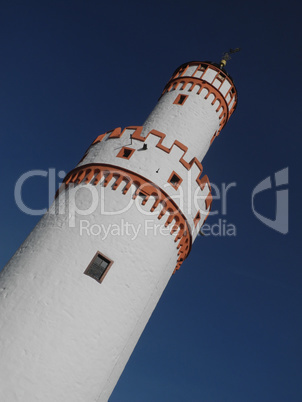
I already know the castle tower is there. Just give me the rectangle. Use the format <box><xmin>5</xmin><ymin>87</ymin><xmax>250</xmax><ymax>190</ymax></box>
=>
<box><xmin>0</xmin><ymin>60</ymin><xmax>237</xmax><ymax>401</ymax></box>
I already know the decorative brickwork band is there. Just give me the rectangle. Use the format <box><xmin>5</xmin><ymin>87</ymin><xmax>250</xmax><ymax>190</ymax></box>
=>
<box><xmin>164</xmin><ymin>77</ymin><xmax>229</xmax><ymax>135</ymax></box>
<box><xmin>57</xmin><ymin>163</ymin><xmax>193</xmax><ymax>273</ymax></box>
<box><xmin>89</xmin><ymin>126</ymin><xmax>212</xmax><ymax>195</ymax></box>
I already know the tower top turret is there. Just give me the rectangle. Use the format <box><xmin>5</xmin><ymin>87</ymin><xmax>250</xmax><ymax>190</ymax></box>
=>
<box><xmin>163</xmin><ymin>60</ymin><xmax>238</xmax><ymax>132</ymax></box>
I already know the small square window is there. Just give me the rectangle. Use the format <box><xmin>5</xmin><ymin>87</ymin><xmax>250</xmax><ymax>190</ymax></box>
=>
<box><xmin>117</xmin><ymin>147</ymin><xmax>135</xmax><ymax>159</ymax></box>
<box><xmin>84</xmin><ymin>252</ymin><xmax>113</xmax><ymax>283</ymax></box>
<box><xmin>173</xmin><ymin>94</ymin><xmax>188</xmax><ymax>105</ymax></box>
<box><xmin>168</xmin><ymin>171</ymin><xmax>183</xmax><ymax>190</ymax></box>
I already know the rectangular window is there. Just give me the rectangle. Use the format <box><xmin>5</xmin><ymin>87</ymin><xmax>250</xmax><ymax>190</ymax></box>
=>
<box><xmin>84</xmin><ymin>252</ymin><xmax>113</xmax><ymax>283</ymax></box>
<box><xmin>173</xmin><ymin>94</ymin><xmax>188</xmax><ymax>106</ymax></box>
<box><xmin>117</xmin><ymin>147</ymin><xmax>135</xmax><ymax>159</ymax></box>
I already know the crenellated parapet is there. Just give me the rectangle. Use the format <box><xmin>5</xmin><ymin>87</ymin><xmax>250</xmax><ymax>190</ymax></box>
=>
<box><xmin>76</xmin><ymin>126</ymin><xmax>212</xmax><ymax>236</ymax></box>
<box><xmin>91</xmin><ymin>126</ymin><xmax>210</xmax><ymax>191</ymax></box>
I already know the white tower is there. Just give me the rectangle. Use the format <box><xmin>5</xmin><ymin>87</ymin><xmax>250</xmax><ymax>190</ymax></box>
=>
<box><xmin>0</xmin><ymin>60</ymin><xmax>237</xmax><ymax>401</ymax></box>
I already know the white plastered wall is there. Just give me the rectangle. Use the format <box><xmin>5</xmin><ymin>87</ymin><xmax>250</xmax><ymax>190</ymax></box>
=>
<box><xmin>0</xmin><ymin>182</ymin><xmax>179</xmax><ymax>402</ymax></box>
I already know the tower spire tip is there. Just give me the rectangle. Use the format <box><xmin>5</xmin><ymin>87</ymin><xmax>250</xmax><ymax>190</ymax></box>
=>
<box><xmin>220</xmin><ymin>47</ymin><xmax>241</xmax><ymax>69</ymax></box>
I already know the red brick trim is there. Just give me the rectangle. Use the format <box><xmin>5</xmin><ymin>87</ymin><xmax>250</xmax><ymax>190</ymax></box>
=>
<box><xmin>205</xmin><ymin>192</ymin><xmax>212</xmax><ymax>210</ymax></box>
<box><xmin>193</xmin><ymin>211</ymin><xmax>201</xmax><ymax>228</ymax></box>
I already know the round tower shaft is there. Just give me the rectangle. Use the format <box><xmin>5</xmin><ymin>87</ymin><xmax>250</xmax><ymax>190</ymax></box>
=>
<box><xmin>0</xmin><ymin>60</ymin><xmax>237</xmax><ymax>401</ymax></box>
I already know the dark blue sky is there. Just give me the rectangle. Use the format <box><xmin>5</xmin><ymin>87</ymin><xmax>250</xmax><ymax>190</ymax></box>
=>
<box><xmin>1</xmin><ymin>1</ymin><xmax>301</xmax><ymax>401</ymax></box>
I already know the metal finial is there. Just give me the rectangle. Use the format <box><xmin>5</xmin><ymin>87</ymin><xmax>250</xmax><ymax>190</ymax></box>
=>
<box><xmin>220</xmin><ymin>48</ymin><xmax>240</xmax><ymax>69</ymax></box>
